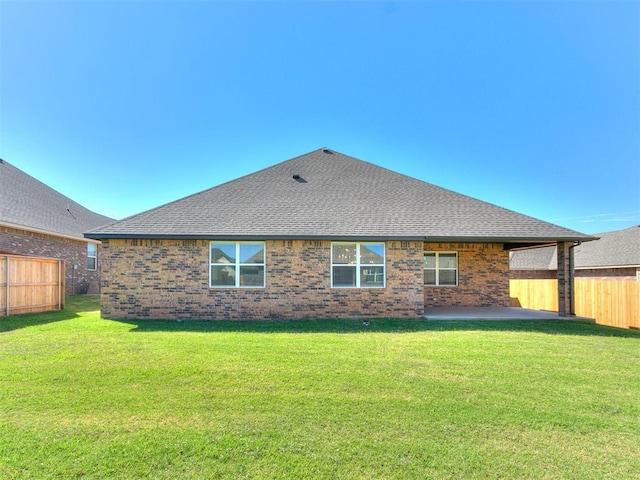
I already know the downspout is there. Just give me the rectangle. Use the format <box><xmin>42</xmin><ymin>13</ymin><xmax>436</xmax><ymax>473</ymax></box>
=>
<box><xmin>569</xmin><ymin>242</ymin><xmax>581</xmax><ymax>316</ymax></box>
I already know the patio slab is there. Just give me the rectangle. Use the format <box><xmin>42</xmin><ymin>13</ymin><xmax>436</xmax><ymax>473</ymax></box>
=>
<box><xmin>424</xmin><ymin>307</ymin><xmax>595</xmax><ymax>322</ymax></box>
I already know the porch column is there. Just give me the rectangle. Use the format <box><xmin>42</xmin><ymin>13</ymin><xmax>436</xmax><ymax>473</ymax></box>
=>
<box><xmin>557</xmin><ymin>241</ymin><xmax>575</xmax><ymax>317</ymax></box>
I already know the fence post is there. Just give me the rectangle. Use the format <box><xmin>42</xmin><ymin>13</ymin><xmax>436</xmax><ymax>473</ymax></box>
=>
<box><xmin>5</xmin><ymin>256</ymin><xmax>9</xmax><ymax>317</ymax></box>
<box><xmin>58</xmin><ymin>260</ymin><xmax>62</xmax><ymax>310</ymax></box>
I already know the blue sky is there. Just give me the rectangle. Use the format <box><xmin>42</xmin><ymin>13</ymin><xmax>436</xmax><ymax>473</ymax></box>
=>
<box><xmin>1</xmin><ymin>0</ymin><xmax>638</xmax><ymax>235</ymax></box>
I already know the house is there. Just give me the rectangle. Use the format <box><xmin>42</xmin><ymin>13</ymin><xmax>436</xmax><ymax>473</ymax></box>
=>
<box><xmin>85</xmin><ymin>148</ymin><xmax>593</xmax><ymax>319</ymax></box>
<box><xmin>0</xmin><ymin>159</ymin><xmax>115</xmax><ymax>294</ymax></box>
<box><xmin>511</xmin><ymin>224</ymin><xmax>640</xmax><ymax>281</ymax></box>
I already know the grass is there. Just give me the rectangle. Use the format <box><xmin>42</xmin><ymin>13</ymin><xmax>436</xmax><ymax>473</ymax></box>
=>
<box><xmin>1</xmin><ymin>296</ymin><xmax>639</xmax><ymax>479</ymax></box>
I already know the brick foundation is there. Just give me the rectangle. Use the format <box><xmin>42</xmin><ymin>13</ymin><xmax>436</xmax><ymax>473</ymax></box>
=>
<box><xmin>100</xmin><ymin>239</ymin><xmax>425</xmax><ymax>320</ymax></box>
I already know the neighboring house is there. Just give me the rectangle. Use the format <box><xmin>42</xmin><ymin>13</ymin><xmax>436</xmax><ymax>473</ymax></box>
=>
<box><xmin>511</xmin><ymin>224</ymin><xmax>640</xmax><ymax>281</ymax></box>
<box><xmin>0</xmin><ymin>159</ymin><xmax>115</xmax><ymax>294</ymax></box>
<box><xmin>86</xmin><ymin>148</ymin><xmax>593</xmax><ymax>319</ymax></box>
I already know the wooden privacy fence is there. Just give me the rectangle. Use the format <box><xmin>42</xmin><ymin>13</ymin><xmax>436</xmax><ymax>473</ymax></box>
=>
<box><xmin>510</xmin><ymin>279</ymin><xmax>640</xmax><ymax>329</ymax></box>
<box><xmin>0</xmin><ymin>254</ymin><xmax>65</xmax><ymax>317</ymax></box>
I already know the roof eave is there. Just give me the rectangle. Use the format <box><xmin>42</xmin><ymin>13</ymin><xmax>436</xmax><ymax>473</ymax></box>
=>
<box><xmin>576</xmin><ymin>263</ymin><xmax>640</xmax><ymax>270</ymax></box>
<box><xmin>2</xmin><ymin>221</ymin><xmax>101</xmax><ymax>244</ymax></box>
<box><xmin>84</xmin><ymin>232</ymin><xmax>597</xmax><ymax>244</ymax></box>
<box><xmin>427</xmin><ymin>236</ymin><xmax>596</xmax><ymax>244</ymax></box>
<box><xmin>85</xmin><ymin>233</ymin><xmax>428</xmax><ymax>241</ymax></box>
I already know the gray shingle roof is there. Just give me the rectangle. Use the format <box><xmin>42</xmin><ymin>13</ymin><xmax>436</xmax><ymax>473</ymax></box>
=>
<box><xmin>510</xmin><ymin>224</ymin><xmax>640</xmax><ymax>270</ymax></box>
<box><xmin>509</xmin><ymin>245</ymin><xmax>557</xmax><ymax>270</ymax></box>
<box><xmin>1</xmin><ymin>159</ymin><xmax>115</xmax><ymax>239</ymax></box>
<box><xmin>85</xmin><ymin>148</ymin><xmax>592</xmax><ymax>243</ymax></box>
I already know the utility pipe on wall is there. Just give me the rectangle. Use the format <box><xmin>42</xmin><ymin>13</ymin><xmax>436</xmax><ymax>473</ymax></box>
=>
<box><xmin>569</xmin><ymin>242</ymin><xmax>581</xmax><ymax>317</ymax></box>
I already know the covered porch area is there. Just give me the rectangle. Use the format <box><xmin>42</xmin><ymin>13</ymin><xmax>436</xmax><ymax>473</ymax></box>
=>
<box><xmin>422</xmin><ymin>240</ymin><xmax>588</xmax><ymax>319</ymax></box>
<box><xmin>504</xmin><ymin>240</ymin><xmax>581</xmax><ymax>317</ymax></box>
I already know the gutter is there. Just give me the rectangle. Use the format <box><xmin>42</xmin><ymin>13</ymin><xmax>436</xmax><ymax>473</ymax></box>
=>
<box><xmin>83</xmin><ymin>233</ymin><xmax>597</xmax><ymax>244</ymax></box>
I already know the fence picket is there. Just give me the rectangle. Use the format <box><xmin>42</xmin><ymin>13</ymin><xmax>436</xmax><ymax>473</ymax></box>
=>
<box><xmin>510</xmin><ymin>278</ymin><xmax>640</xmax><ymax>329</ymax></box>
<box><xmin>0</xmin><ymin>255</ymin><xmax>65</xmax><ymax>317</ymax></box>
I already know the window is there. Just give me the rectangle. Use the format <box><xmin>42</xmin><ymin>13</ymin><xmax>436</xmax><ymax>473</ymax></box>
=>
<box><xmin>87</xmin><ymin>244</ymin><xmax>97</xmax><ymax>270</ymax></box>
<box><xmin>332</xmin><ymin>242</ymin><xmax>385</xmax><ymax>288</ymax></box>
<box><xmin>424</xmin><ymin>252</ymin><xmax>457</xmax><ymax>286</ymax></box>
<box><xmin>210</xmin><ymin>242</ymin><xmax>265</xmax><ymax>288</ymax></box>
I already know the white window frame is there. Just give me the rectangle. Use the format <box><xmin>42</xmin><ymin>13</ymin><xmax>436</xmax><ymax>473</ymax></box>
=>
<box><xmin>209</xmin><ymin>241</ymin><xmax>266</xmax><ymax>288</ymax></box>
<box><xmin>424</xmin><ymin>251</ymin><xmax>458</xmax><ymax>286</ymax></box>
<box><xmin>87</xmin><ymin>243</ymin><xmax>97</xmax><ymax>271</ymax></box>
<box><xmin>331</xmin><ymin>242</ymin><xmax>386</xmax><ymax>289</ymax></box>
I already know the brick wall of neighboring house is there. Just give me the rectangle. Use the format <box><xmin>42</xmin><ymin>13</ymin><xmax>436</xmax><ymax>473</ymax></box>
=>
<box><xmin>99</xmin><ymin>239</ymin><xmax>425</xmax><ymax>320</ymax></box>
<box><xmin>511</xmin><ymin>267</ymin><xmax>639</xmax><ymax>281</ymax></box>
<box><xmin>510</xmin><ymin>270</ymin><xmax>556</xmax><ymax>279</ymax></box>
<box><xmin>424</xmin><ymin>242</ymin><xmax>510</xmax><ymax>307</ymax></box>
<box><xmin>574</xmin><ymin>267</ymin><xmax>639</xmax><ymax>281</ymax></box>
<box><xmin>0</xmin><ymin>226</ymin><xmax>100</xmax><ymax>295</ymax></box>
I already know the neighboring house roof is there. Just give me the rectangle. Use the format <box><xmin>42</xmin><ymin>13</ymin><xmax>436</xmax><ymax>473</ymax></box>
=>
<box><xmin>510</xmin><ymin>224</ymin><xmax>640</xmax><ymax>270</ymax></box>
<box><xmin>86</xmin><ymin>148</ymin><xmax>593</xmax><ymax>245</ymax></box>
<box><xmin>509</xmin><ymin>245</ymin><xmax>558</xmax><ymax>270</ymax></box>
<box><xmin>0</xmin><ymin>159</ymin><xmax>115</xmax><ymax>241</ymax></box>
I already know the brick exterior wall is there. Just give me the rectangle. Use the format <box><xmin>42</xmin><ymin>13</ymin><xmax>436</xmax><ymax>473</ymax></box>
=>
<box><xmin>424</xmin><ymin>242</ymin><xmax>510</xmax><ymax>307</ymax></box>
<box><xmin>0</xmin><ymin>226</ymin><xmax>100</xmax><ymax>295</ymax></box>
<box><xmin>557</xmin><ymin>242</ymin><xmax>573</xmax><ymax>316</ymax></box>
<box><xmin>99</xmin><ymin>239</ymin><xmax>425</xmax><ymax>320</ymax></box>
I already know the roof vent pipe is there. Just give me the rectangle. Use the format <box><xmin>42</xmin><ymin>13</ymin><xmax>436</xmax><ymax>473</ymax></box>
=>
<box><xmin>292</xmin><ymin>174</ymin><xmax>301</xmax><ymax>180</ymax></box>
<box><xmin>322</xmin><ymin>148</ymin><xmax>333</xmax><ymax>154</ymax></box>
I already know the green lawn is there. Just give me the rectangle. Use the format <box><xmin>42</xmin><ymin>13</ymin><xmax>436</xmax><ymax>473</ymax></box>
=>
<box><xmin>1</xmin><ymin>296</ymin><xmax>639</xmax><ymax>479</ymax></box>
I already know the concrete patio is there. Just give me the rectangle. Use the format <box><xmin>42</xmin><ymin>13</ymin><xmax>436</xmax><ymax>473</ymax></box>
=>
<box><xmin>424</xmin><ymin>307</ymin><xmax>595</xmax><ymax>322</ymax></box>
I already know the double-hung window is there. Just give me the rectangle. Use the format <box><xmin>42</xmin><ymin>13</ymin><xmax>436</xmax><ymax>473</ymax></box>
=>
<box><xmin>424</xmin><ymin>252</ymin><xmax>458</xmax><ymax>286</ymax></box>
<box><xmin>210</xmin><ymin>242</ymin><xmax>265</xmax><ymax>288</ymax></box>
<box><xmin>332</xmin><ymin>242</ymin><xmax>385</xmax><ymax>288</ymax></box>
<box><xmin>87</xmin><ymin>244</ymin><xmax>97</xmax><ymax>270</ymax></box>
